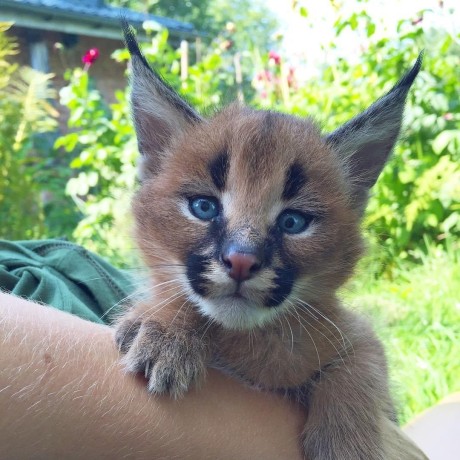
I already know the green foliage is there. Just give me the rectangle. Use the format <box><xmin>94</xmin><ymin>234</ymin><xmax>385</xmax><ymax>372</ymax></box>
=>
<box><xmin>253</xmin><ymin>6</ymin><xmax>460</xmax><ymax>271</ymax></box>
<box><xmin>55</xmin><ymin>69</ymin><xmax>137</xmax><ymax>264</ymax></box>
<box><xmin>56</xmin><ymin>27</ymin><xmax>228</xmax><ymax>263</ymax></box>
<box><xmin>107</xmin><ymin>0</ymin><xmax>278</xmax><ymax>51</ymax></box>
<box><xmin>346</xmin><ymin>242</ymin><xmax>460</xmax><ymax>423</ymax></box>
<box><xmin>55</xmin><ymin>6</ymin><xmax>459</xmax><ymax>270</ymax></box>
<box><xmin>0</xmin><ymin>23</ymin><xmax>58</xmax><ymax>239</ymax></box>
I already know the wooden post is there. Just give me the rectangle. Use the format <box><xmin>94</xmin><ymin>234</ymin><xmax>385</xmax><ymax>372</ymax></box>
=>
<box><xmin>233</xmin><ymin>52</ymin><xmax>244</xmax><ymax>103</ymax></box>
<box><xmin>280</xmin><ymin>62</ymin><xmax>290</xmax><ymax>107</ymax></box>
<box><xmin>180</xmin><ymin>40</ymin><xmax>189</xmax><ymax>81</ymax></box>
<box><xmin>195</xmin><ymin>37</ymin><xmax>202</xmax><ymax>63</ymax></box>
<box><xmin>30</xmin><ymin>41</ymin><xmax>49</xmax><ymax>72</ymax></box>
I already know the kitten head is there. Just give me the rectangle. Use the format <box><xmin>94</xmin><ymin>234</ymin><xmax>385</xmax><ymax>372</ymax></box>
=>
<box><xmin>123</xmin><ymin>23</ymin><xmax>421</xmax><ymax>330</ymax></box>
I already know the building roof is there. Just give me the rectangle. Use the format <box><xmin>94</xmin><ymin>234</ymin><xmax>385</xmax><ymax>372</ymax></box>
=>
<box><xmin>0</xmin><ymin>0</ymin><xmax>196</xmax><ymax>39</ymax></box>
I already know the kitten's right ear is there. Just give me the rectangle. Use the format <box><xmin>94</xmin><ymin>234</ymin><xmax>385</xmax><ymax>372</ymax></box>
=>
<box><xmin>122</xmin><ymin>20</ymin><xmax>202</xmax><ymax>178</ymax></box>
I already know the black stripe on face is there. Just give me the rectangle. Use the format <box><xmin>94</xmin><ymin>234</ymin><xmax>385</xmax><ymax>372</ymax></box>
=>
<box><xmin>209</xmin><ymin>151</ymin><xmax>230</xmax><ymax>191</ymax></box>
<box><xmin>282</xmin><ymin>162</ymin><xmax>307</xmax><ymax>200</ymax></box>
<box><xmin>266</xmin><ymin>266</ymin><xmax>296</xmax><ymax>307</ymax></box>
<box><xmin>186</xmin><ymin>253</ymin><xmax>211</xmax><ymax>296</ymax></box>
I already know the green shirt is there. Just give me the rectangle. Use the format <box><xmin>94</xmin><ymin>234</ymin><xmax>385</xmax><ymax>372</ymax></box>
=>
<box><xmin>0</xmin><ymin>239</ymin><xmax>133</xmax><ymax>324</ymax></box>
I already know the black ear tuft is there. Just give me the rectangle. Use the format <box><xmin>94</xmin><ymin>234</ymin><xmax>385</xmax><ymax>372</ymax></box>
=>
<box><xmin>392</xmin><ymin>51</ymin><xmax>423</xmax><ymax>92</ymax></box>
<box><xmin>325</xmin><ymin>53</ymin><xmax>422</xmax><ymax>212</ymax></box>
<box><xmin>121</xmin><ymin>20</ymin><xmax>202</xmax><ymax>178</ymax></box>
<box><xmin>121</xmin><ymin>17</ymin><xmax>148</xmax><ymax>67</ymax></box>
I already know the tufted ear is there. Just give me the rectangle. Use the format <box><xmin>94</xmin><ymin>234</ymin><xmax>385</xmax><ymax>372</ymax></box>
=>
<box><xmin>122</xmin><ymin>20</ymin><xmax>202</xmax><ymax>179</ymax></box>
<box><xmin>325</xmin><ymin>53</ymin><xmax>422</xmax><ymax>212</ymax></box>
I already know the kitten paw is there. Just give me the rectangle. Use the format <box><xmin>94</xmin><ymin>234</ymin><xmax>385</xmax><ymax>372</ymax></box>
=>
<box><xmin>115</xmin><ymin>318</ymin><xmax>208</xmax><ymax>398</ymax></box>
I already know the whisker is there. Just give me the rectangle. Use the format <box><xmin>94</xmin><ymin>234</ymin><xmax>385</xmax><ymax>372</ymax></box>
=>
<box><xmin>284</xmin><ymin>314</ymin><xmax>295</xmax><ymax>354</ymax></box>
<box><xmin>119</xmin><ymin>291</ymin><xmax>187</xmax><ymax>348</ymax></box>
<box><xmin>199</xmin><ymin>316</ymin><xmax>215</xmax><ymax>341</ymax></box>
<box><xmin>285</xmin><ymin>307</ymin><xmax>322</xmax><ymax>381</ymax></box>
<box><xmin>102</xmin><ymin>278</ymin><xmax>181</xmax><ymax>321</ymax></box>
<box><xmin>295</xmin><ymin>297</ymin><xmax>354</xmax><ymax>357</ymax></box>
<box><xmin>138</xmin><ymin>289</ymin><xmax>187</xmax><ymax>318</ymax></box>
<box><xmin>287</xmin><ymin>300</ymin><xmax>350</xmax><ymax>373</ymax></box>
<box><xmin>169</xmin><ymin>298</ymin><xmax>191</xmax><ymax>328</ymax></box>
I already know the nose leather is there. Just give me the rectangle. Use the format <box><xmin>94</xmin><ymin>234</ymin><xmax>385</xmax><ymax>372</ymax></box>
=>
<box><xmin>222</xmin><ymin>251</ymin><xmax>261</xmax><ymax>282</ymax></box>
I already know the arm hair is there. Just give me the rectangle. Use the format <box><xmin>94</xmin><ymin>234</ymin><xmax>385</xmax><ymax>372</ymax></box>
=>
<box><xmin>0</xmin><ymin>291</ymin><xmax>305</xmax><ymax>459</ymax></box>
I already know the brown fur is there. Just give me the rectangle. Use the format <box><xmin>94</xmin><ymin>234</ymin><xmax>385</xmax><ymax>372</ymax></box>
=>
<box><xmin>115</xmin><ymin>23</ymin><xmax>426</xmax><ymax>460</ymax></box>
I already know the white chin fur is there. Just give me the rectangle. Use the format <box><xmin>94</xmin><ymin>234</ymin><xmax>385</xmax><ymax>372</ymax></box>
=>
<box><xmin>191</xmin><ymin>292</ymin><xmax>282</xmax><ymax>330</ymax></box>
<box><xmin>178</xmin><ymin>273</ymin><xmax>283</xmax><ymax>330</ymax></box>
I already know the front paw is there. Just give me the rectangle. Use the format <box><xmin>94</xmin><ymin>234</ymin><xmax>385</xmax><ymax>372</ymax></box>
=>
<box><xmin>115</xmin><ymin>318</ymin><xmax>208</xmax><ymax>398</ymax></box>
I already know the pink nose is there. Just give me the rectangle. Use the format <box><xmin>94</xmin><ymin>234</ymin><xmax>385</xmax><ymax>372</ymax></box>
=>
<box><xmin>222</xmin><ymin>251</ymin><xmax>261</xmax><ymax>282</ymax></box>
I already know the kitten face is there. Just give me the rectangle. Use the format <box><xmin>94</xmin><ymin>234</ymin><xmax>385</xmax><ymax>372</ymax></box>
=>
<box><xmin>124</xmin><ymin>24</ymin><xmax>421</xmax><ymax>330</ymax></box>
<box><xmin>134</xmin><ymin>106</ymin><xmax>363</xmax><ymax>330</ymax></box>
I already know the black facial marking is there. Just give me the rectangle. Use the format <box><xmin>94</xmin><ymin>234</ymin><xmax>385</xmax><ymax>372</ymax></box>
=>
<box><xmin>186</xmin><ymin>253</ymin><xmax>211</xmax><ymax>296</ymax></box>
<box><xmin>245</xmin><ymin>111</ymin><xmax>277</xmax><ymax>173</ymax></box>
<box><xmin>208</xmin><ymin>214</ymin><xmax>228</xmax><ymax>257</ymax></box>
<box><xmin>266</xmin><ymin>266</ymin><xmax>296</xmax><ymax>307</ymax></box>
<box><xmin>283</xmin><ymin>162</ymin><xmax>307</xmax><ymax>200</ymax></box>
<box><xmin>261</xmin><ymin>235</ymin><xmax>276</xmax><ymax>268</ymax></box>
<box><xmin>209</xmin><ymin>151</ymin><xmax>230</xmax><ymax>191</ymax></box>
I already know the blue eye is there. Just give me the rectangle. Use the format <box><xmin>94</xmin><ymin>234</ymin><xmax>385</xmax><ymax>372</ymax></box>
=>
<box><xmin>278</xmin><ymin>210</ymin><xmax>313</xmax><ymax>234</ymax></box>
<box><xmin>189</xmin><ymin>197</ymin><xmax>220</xmax><ymax>220</ymax></box>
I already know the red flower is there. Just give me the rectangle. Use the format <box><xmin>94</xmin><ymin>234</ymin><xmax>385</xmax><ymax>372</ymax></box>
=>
<box><xmin>268</xmin><ymin>50</ymin><xmax>281</xmax><ymax>65</ymax></box>
<box><xmin>82</xmin><ymin>48</ymin><xmax>99</xmax><ymax>66</ymax></box>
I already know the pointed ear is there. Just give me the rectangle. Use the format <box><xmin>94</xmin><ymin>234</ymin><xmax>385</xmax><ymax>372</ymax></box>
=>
<box><xmin>325</xmin><ymin>53</ymin><xmax>422</xmax><ymax>212</ymax></box>
<box><xmin>122</xmin><ymin>20</ymin><xmax>202</xmax><ymax>179</ymax></box>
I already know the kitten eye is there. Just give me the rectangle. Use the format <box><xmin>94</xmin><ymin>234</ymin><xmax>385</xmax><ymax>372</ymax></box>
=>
<box><xmin>278</xmin><ymin>210</ymin><xmax>313</xmax><ymax>234</ymax></box>
<box><xmin>189</xmin><ymin>196</ymin><xmax>220</xmax><ymax>220</ymax></box>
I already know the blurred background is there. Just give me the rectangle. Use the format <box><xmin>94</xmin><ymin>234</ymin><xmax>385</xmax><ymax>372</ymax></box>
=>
<box><xmin>0</xmin><ymin>0</ymin><xmax>458</xmax><ymax>424</ymax></box>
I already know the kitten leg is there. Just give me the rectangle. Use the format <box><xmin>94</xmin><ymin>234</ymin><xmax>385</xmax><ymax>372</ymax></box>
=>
<box><xmin>115</xmin><ymin>304</ymin><xmax>210</xmax><ymax>398</ymax></box>
<box><xmin>301</xmin><ymin>335</ymin><xmax>392</xmax><ymax>460</ymax></box>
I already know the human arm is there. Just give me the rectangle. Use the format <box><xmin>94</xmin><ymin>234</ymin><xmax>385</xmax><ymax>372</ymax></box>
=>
<box><xmin>0</xmin><ymin>291</ymin><xmax>305</xmax><ymax>460</ymax></box>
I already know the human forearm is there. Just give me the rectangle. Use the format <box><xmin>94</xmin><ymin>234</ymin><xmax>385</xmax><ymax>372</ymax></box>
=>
<box><xmin>0</xmin><ymin>292</ymin><xmax>305</xmax><ymax>460</ymax></box>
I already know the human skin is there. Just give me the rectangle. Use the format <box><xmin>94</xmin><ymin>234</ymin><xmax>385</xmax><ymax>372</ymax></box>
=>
<box><xmin>0</xmin><ymin>291</ymin><xmax>305</xmax><ymax>460</ymax></box>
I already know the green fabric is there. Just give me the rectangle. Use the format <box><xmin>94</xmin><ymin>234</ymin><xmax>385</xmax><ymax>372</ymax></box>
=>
<box><xmin>0</xmin><ymin>239</ymin><xmax>133</xmax><ymax>324</ymax></box>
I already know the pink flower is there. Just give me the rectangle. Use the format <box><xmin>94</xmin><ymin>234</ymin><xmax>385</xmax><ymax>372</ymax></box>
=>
<box><xmin>82</xmin><ymin>48</ymin><xmax>99</xmax><ymax>66</ymax></box>
<box><xmin>287</xmin><ymin>66</ymin><xmax>297</xmax><ymax>87</ymax></box>
<box><xmin>256</xmin><ymin>70</ymin><xmax>273</xmax><ymax>82</ymax></box>
<box><xmin>268</xmin><ymin>50</ymin><xmax>281</xmax><ymax>65</ymax></box>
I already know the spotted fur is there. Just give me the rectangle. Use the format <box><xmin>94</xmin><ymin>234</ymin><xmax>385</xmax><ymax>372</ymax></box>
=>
<box><xmin>115</xmin><ymin>21</ymin><xmax>426</xmax><ymax>460</ymax></box>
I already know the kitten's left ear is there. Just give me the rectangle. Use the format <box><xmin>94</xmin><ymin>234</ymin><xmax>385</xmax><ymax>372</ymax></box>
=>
<box><xmin>325</xmin><ymin>53</ymin><xmax>422</xmax><ymax>212</ymax></box>
<box><xmin>122</xmin><ymin>20</ymin><xmax>202</xmax><ymax>179</ymax></box>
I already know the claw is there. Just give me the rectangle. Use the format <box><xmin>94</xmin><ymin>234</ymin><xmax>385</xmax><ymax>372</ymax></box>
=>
<box><xmin>114</xmin><ymin>318</ymin><xmax>208</xmax><ymax>398</ymax></box>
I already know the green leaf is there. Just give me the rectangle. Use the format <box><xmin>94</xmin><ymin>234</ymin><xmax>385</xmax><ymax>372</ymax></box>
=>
<box><xmin>299</xmin><ymin>6</ymin><xmax>308</xmax><ymax>17</ymax></box>
<box><xmin>432</xmin><ymin>130</ymin><xmax>460</xmax><ymax>154</ymax></box>
<box><xmin>366</xmin><ymin>22</ymin><xmax>376</xmax><ymax>37</ymax></box>
<box><xmin>349</xmin><ymin>13</ymin><xmax>358</xmax><ymax>31</ymax></box>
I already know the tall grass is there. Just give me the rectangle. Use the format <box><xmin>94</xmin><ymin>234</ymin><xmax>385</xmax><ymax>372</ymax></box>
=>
<box><xmin>345</xmin><ymin>243</ymin><xmax>460</xmax><ymax>424</ymax></box>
